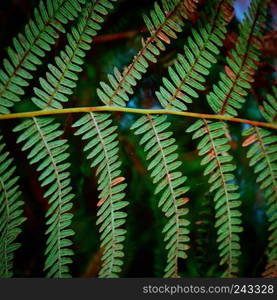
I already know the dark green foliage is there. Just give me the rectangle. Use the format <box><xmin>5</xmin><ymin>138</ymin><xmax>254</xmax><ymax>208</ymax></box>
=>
<box><xmin>193</xmin><ymin>194</ymin><xmax>219</xmax><ymax>276</ymax></box>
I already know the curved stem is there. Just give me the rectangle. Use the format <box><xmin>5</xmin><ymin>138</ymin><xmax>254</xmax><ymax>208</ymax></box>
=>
<box><xmin>0</xmin><ymin>106</ymin><xmax>276</xmax><ymax>130</ymax></box>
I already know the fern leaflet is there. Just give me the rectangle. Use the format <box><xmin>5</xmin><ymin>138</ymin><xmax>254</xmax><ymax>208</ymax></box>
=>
<box><xmin>187</xmin><ymin>120</ymin><xmax>242</xmax><ymax>277</ymax></box>
<box><xmin>131</xmin><ymin>115</ymin><xmax>190</xmax><ymax>278</ymax></box>
<box><xmin>73</xmin><ymin>112</ymin><xmax>128</xmax><ymax>278</ymax></box>
<box><xmin>0</xmin><ymin>135</ymin><xmax>25</xmax><ymax>278</ymax></box>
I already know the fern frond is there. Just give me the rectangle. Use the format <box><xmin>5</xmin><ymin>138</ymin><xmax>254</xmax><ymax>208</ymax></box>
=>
<box><xmin>156</xmin><ymin>0</ymin><xmax>233</xmax><ymax>111</ymax></box>
<box><xmin>187</xmin><ymin>119</ymin><xmax>242</xmax><ymax>277</ymax></box>
<box><xmin>0</xmin><ymin>135</ymin><xmax>25</xmax><ymax>278</ymax></box>
<box><xmin>260</xmin><ymin>86</ymin><xmax>277</xmax><ymax>123</ymax></box>
<box><xmin>32</xmin><ymin>0</ymin><xmax>116</xmax><ymax>110</ymax></box>
<box><xmin>10</xmin><ymin>0</ymin><xmax>116</xmax><ymax>277</ymax></box>
<box><xmin>13</xmin><ymin>118</ymin><xmax>74</xmax><ymax>278</ymax></box>
<box><xmin>131</xmin><ymin>114</ymin><xmax>190</xmax><ymax>278</ymax></box>
<box><xmin>73</xmin><ymin>112</ymin><xmax>128</xmax><ymax>278</ymax></box>
<box><xmin>97</xmin><ymin>0</ymin><xmax>198</xmax><ymax>107</ymax></box>
<box><xmin>242</xmin><ymin>126</ymin><xmax>277</xmax><ymax>278</ymax></box>
<box><xmin>206</xmin><ymin>0</ymin><xmax>268</xmax><ymax>116</ymax></box>
<box><xmin>0</xmin><ymin>0</ymin><xmax>86</xmax><ymax>114</ymax></box>
<box><xmin>72</xmin><ymin>0</ymin><xmax>194</xmax><ymax>277</ymax></box>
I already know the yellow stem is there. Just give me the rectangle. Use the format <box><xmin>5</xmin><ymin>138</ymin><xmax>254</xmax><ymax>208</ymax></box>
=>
<box><xmin>0</xmin><ymin>106</ymin><xmax>276</xmax><ymax>130</ymax></box>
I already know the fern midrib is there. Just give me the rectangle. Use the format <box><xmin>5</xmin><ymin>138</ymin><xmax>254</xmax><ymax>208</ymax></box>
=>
<box><xmin>165</xmin><ymin>0</ymin><xmax>226</xmax><ymax>110</ymax></box>
<box><xmin>33</xmin><ymin>116</ymin><xmax>63</xmax><ymax>277</ymax></box>
<box><xmin>219</xmin><ymin>3</ymin><xmax>263</xmax><ymax>115</ymax></box>
<box><xmin>203</xmin><ymin>119</ymin><xmax>234</xmax><ymax>276</ymax></box>
<box><xmin>147</xmin><ymin>114</ymin><xmax>180</xmax><ymax>277</ymax></box>
<box><xmin>89</xmin><ymin>112</ymin><xmax>117</xmax><ymax>275</ymax></box>
<box><xmin>0</xmin><ymin>175</ymin><xmax>10</xmax><ymax>277</ymax></box>
<box><xmin>0</xmin><ymin>0</ymin><xmax>67</xmax><ymax>99</ymax></box>
<box><xmin>44</xmin><ymin>1</ymin><xmax>101</xmax><ymax>109</ymax></box>
<box><xmin>107</xmin><ymin>0</ymin><xmax>185</xmax><ymax>106</ymax></box>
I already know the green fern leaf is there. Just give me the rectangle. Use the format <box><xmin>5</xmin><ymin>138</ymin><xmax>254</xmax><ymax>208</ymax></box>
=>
<box><xmin>206</xmin><ymin>0</ymin><xmax>268</xmax><ymax>116</ymax></box>
<box><xmin>0</xmin><ymin>135</ymin><xmax>25</xmax><ymax>278</ymax></box>
<box><xmin>131</xmin><ymin>114</ymin><xmax>190</xmax><ymax>278</ymax></box>
<box><xmin>156</xmin><ymin>0</ymin><xmax>233</xmax><ymax>111</ymax></box>
<box><xmin>194</xmin><ymin>194</ymin><xmax>217</xmax><ymax>276</ymax></box>
<box><xmin>187</xmin><ymin>119</ymin><xmax>242</xmax><ymax>277</ymax></box>
<box><xmin>242</xmin><ymin>97</ymin><xmax>277</xmax><ymax>277</ymax></box>
<box><xmin>73</xmin><ymin>112</ymin><xmax>128</xmax><ymax>278</ymax></box>
<box><xmin>13</xmin><ymin>118</ymin><xmax>74</xmax><ymax>278</ymax></box>
<box><xmin>32</xmin><ymin>0</ymin><xmax>116</xmax><ymax>110</ymax></box>
<box><xmin>0</xmin><ymin>0</ymin><xmax>86</xmax><ymax>114</ymax></box>
<box><xmin>97</xmin><ymin>0</ymin><xmax>198</xmax><ymax>107</ymax></box>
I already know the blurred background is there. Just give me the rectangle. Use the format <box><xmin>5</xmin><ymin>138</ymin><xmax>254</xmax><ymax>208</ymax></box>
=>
<box><xmin>0</xmin><ymin>0</ymin><xmax>276</xmax><ymax>277</ymax></box>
